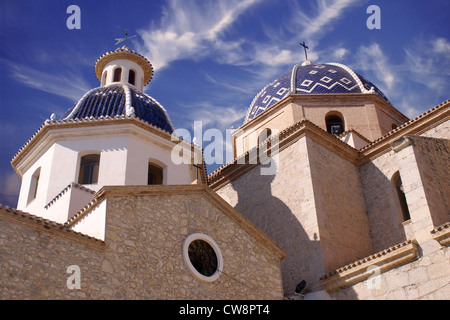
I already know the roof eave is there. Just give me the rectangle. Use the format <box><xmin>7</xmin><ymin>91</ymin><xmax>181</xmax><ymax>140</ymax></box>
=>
<box><xmin>10</xmin><ymin>116</ymin><xmax>177</xmax><ymax>178</ymax></box>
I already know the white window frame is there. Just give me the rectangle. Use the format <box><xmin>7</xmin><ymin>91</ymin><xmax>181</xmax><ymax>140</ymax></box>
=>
<box><xmin>182</xmin><ymin>233</ymin><xmax>223</xmax><ymax>282</ymax></box>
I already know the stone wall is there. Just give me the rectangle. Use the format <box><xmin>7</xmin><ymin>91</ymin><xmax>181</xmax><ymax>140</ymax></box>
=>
<box><xmin>329</xmin><ymin>245</ymin><xmax>450</xmax><ymax>300</ymax></box>
<box><xmin>217</xmin><ymin>137</ymin><xmax>324</xmax><ymax>294</ymax></box>
<box><xmin>305</xmin><ymin>137</ymin><xmax>373</xmax><ymax>272</ymax></box>
<box><xmin>359</xmin><ymin>149</ymin><xmax>409</xmax><ymax>252</ymax></box>
<box><xmin>420</xmin><ymin>119</ymin><xmax>450</xmax><ymax>140</ymax></box>
<box><xmin>333</xmin><ymin>118</ymin><xmax>450</xmax><ymax>299</ymax></box>
<box><xmin>217</xmin><ymin>134</ymin><xmax>373</xmax><ymax>294</ymax></box>
<box><xmin>359</xmin><ymin>117</ymin><xmax>449</xmax><ymax>253</ymax></box>
<box><xmin>409</xmin><ymin>136</ymin><xmax>450</xmax><ymax>227</ymax></box>
<box><xmin>0</xmin><ymin>186</ymin><xmax>285</xmax><ymax>300</ymax></box>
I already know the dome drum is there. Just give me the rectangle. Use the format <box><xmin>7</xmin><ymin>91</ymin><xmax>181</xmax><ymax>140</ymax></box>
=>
<box><xmin>94</xmin><ymin>46</ymin><xmax>153</xmax><ymax>86</ymax></box>
<box><xmin>101</xmin><ymin>59</ymin><xmax>145</xmax><ymax>91</ymax></box>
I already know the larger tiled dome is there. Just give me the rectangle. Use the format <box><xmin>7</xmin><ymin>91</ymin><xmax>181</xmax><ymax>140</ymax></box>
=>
<box><xmin>63</xmin><ymin>84</ymin><xmax>174</xmax><ymax>133</ymax></box>
<box><xmin>245</xmin><ymin>62</ymin><xmax>390</xmax><ymax>123</ymax></box>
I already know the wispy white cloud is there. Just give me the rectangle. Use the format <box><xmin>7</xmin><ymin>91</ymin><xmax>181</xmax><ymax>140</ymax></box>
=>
<box><xmin>351</xmin><ymin>42</ymin><xmax>423</xmax><ymax>117</ymax></box>
<box><xmin>253</xmin><ymin>47</ymin><xmax>296</xmax><ymax>66</ymax></box>
<box><xmin>431</xmin><ymin>37</ymin><xmax>450</xmax><ymax>55</ymax></box>
<box><xmin>403</xmin><ymin>37</ymin><xmax>450</xmax><ymax>94</ymax></box>
<box><xmin>137</xmin><ymin>0</ymin><xmax>300</xmax><ymax>130</ymax></box>
<box><xmin>397</xmin><ymin>97</ymin><xmax>423</xmax><ymax>119</ymax></box>
<box><xmin>288</xmin><ymin>0</ymin><xmax>361</xmax><ymax>42</ymax></box>
<box><xmin>138</xmin><ymin>0</ymin><xmax>374</xmax><ymax>129</ymax></box>
<box><xmin>170</xmin><ymin>98</ymin><xmax>246</xmax><ymax>135</ymax></box>
<box><xmin>137</xmin><ymin>0</ymin><xmax>362</xmax><ymax>72</ymax></box>
<box><xmin>333</xmin><ymin>47</ymin><xmax>349</xmax><ymax>60</ymax></box>
<box><xmin>0</xmin><ymin>58</ymin><xmax>90</xmax><ymax>102</ymax></box>
<box><xmin>400</xmin><ymin>36</ymin><xmax>450</xmax><ymax>117</ymax></box>
<box><xmin>348</xmin><ymin>36</ymin><xmax>450</xmax><ymax>118</ymax></box>
<box><xmin>188</xmin><ymin>103</ymin><xmax>246</xmax><ymax>130</ymax></box>
<box><xmin>354</xmin><ymin>43</ymin><xmax>396</xmax><ymax>91</ymax></box>
<box><xmin>137</xmin><ymin>0</ymin><xmax>262</xmax><ymax>70</ymax></box>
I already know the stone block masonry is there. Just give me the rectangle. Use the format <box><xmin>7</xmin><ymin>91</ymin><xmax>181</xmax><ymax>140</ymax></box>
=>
<box><xmin>217</xmin><ymin>134</ymin><xmax>373</xmax><ymax>294</ymax></box>
<box><xmin>329</xmin><ymin>244</ymin><xmax>449</xmax><ymax>300</ymax></box>
<box><xmin>0</xmin><ymin>185</ymin><xmax>285</xmax><ymax>300</ymax></box>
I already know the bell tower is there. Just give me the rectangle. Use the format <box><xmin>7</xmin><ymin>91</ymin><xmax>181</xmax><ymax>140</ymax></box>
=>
<box><xmin>95</xmin><ymin>45</ymin><xmax>153</xmax><ymax>92</ymax></box>
<box><xmin>12</xmin><ymin>46</ymin><xmax>202</xmax><ymax>224</ymax></box>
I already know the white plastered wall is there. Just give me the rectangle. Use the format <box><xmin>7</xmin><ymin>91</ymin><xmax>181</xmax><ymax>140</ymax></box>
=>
<box><xmin>102</xmin><ymin>59</ymin><xmax>145</xmax><ymax>91</ymax></box>
<box><xmin>16</xmin><ymin>123</ymin><xmax>195</xmax><ymax>222</ymax></box>
<box><xmin>17</xmin><ymin>144</ymin><xmax>56</xmax><ymax>215</ymax></box>
<box><xmin>70</xmin><ymin>199</ymin><xmax>107</xmax><ymax>240</ymax></box>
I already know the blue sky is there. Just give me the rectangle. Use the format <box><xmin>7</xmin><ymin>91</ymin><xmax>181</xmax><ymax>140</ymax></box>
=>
<box><xmin>0</xmin><ymin>0</ymin><xmax>449</xmax><ymax>207</ymax></box>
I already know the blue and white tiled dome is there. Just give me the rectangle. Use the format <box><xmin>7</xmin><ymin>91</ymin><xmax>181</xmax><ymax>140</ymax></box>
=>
<box><xmin>245</xmin><ymin>62</ymin><xmax>390</xmax><ymax>123</ymax></box>
<box><xmin>63</xmin><ymin>84</ymin><xmax>174</xmax><ymax>133</ymax></box>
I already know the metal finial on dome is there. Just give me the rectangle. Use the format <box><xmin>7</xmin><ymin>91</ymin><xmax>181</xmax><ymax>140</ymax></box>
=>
<box><xmin>300</xmin><ymin>41</ymin><xmax>309</xmax><ymax>60</ymax></box>
<box><xmin>115</xmin><ymin>29</ymin><xmax>137</xmax><ymax>46</ymax></box>
<box><xmin>299</xmin><ymin>42</ymin><xmax>313</xmax><ymax>65</ymax></box>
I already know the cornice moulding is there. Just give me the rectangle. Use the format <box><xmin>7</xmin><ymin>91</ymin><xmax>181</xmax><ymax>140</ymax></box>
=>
<box><xmin>11</xmin><ymin>117</ymin><xmax>199</xmax><ymax>177</ymax></box>
<box><xmin>431</xmin><ymin>222</ymin><xmax>450</xmax><ymax>247</ymax></box>
<box><xmin>320</xmin><ymin>240</ymin><xmax>419</xmax><ymax>293</ymax></box>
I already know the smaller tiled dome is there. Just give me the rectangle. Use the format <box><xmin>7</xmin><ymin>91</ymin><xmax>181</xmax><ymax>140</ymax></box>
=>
<box><xmin>245</xmin><ymin>62</ymin><xmax>390</xmax><ymax>123</ymax></box>
<box><xmin>63</xmin><ymin>84</ymin><xmax>174</xmax><ymax>133</ymax></box>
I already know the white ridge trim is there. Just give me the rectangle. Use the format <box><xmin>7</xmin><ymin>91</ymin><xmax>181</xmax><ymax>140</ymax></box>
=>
<box><xmin>326</xmin><ymin>62</ymin><xmax>369</xmax><ymax>93</ymax></box>
<box><xmin>123</xmin><ymin>85</ymin><xmax>135</xmax><ymax>117</ymax></box>
<box><xmin>290</xmin><ymin>64</ymin><xmax>300</xmax><ymax>94</ymax></box>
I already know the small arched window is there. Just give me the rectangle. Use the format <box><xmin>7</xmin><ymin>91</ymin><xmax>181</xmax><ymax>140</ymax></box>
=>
<box><xmin>78</xmin><ymin>154</ymin><xmax>100</xmax><ymax>185</ymax></box>
<box><xmin>326</xmin><ymin>114</ymin><xmax>345</xmax><ymax>135</ymax></box>
<box><xmin>102</xmin><ymin>71</ymin><xmax>107</xmax><ymax>86</ymax></box>
<box><xmin>148</xmin><ymin>163</ymin><xmax>163</xmax><ymax>185</ymax></box>
<box><xmin>113</xmin><ymin>67</ymin><xmax>122</xmax><ymax>82</ymax></box>
<box><xmin>392</xmin><ymin>171</ymin><xmax>411</xmax><ymax>222</ymax></box>
<box><xmin>128</xmin><ymin>69</ymin><xmax>136</xmax><ymax>85</ymax></box>
<box><xmin>28</xmin><ymin>167</ymin><xmax>41</xmax><ymax>204</ymax></box>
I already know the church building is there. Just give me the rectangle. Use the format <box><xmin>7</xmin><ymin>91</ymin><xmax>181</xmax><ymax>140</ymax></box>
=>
<box><xmin>1</xmin><ymin>44</ymin><xmax>449</xmax><ymax>300</ymax></box>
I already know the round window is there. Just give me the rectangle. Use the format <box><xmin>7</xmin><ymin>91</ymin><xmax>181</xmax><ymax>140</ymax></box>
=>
<box><xmin>188</xmin><ymin>239</ymin><xmax>218</xmax><ymax>276</ymax></box>
<box><xmin>183</xmin><ymin>233</ymin><xmax>223</xmax><ymax>282</ymax></box>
